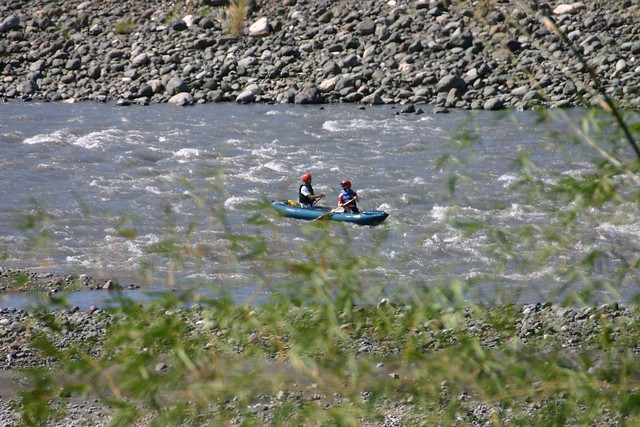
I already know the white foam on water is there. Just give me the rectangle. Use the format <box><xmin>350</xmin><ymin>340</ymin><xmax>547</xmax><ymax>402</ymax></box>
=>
<box><xmin>35</xmin><ymin>163</ymin><xmax>55</xmax><ymax>171</ymax></box>
<box><xmin>261</xmin><ymin>161</ymin><xmax>288</xmax><ymax>173</ymax></box>
<box><xmin>173</xmin><ymin>148</ymin><xmax>201</xmax><ymax>163</ymax></box>
<box><xmin>422</xmin><ymin>234</ymin><xmax>448</xmax><ymax>251</ymax></box>
<box><xmin>251</xmin><ymin>146</ymin><xmax>278</xmax><ymax>157</ymax></box>
<box><xmin>499</xmin><ymin>266</ymin><xmax>558</xmax><ymax>282</ymax></box>
<box><xmin>411</xmin><ymin>176</ymin><xmax>428</xmax><ymax>185</ymax></box>
<box><xmin>596</xmin><ymin>221</ymin><xmax>640</xmax><ymax>239</ymax></box>
<box><xmin>504</xmin><ymin>203</ymin><xmax>526</xmax><ymax>219</ymax></box>
<box><xmin>23</xmin><ymin>129</ymin><xmax>66</xmax><ymax>145</ymax></box>
<box><xmin>133</xmin><ymin>233</ymin><xmax>161</xmax><ymax>247</ymax></box>
<box><xmin>64</xmin><ymin>255</ymin><xmax>96</xmax><ymax>268</ymax></box>
<box><xmin>23</xmin><ymin>128</ymin><xmax>126</xmax><ymax>150</ymax></box>
<box><xmin>377</xmin><ymin>202</ymin><xmax>393</xmax><ymax>212</ymax></box>
<box><xmin>0</xmin><ymin>132</ymin><xmax>25</xmax><ymax>148</ymax></box>
<box><xmin>123</xmin><ymin>239</ymin><xmax>145</xmax><ymax>258</ymax></box>
<box><xmin>224</xmin><ymin>196</ymin><xmax>255</xmax><ymax>210</ymax></box>
<box><xmin>430</xmin><ymin>205</ymin><xmax>447</xmax><ymax>221</ymax></box>
<box><xmin>323</xmin><ymin>118</ymin><xmax>374</xmax><ymax>132</ymax></box>
<box><xmin>145</xmin><ymin>186</ymin><xmax>162</xmax><ymax>194</ymax></box>
<box><xmin>73</xmin><ymin>129</ymin><xmax>120</xmax><ymax>150</ymax></box>
<box><xmin>416</xmin><ymin>114</ymin><xmax>436</xmax><ymax>123</ymax></box>
<box><xmin>497</xmin><ymin>172</ymin><xmax>519</xmax><ymax>187</ymax></box>
<box><xmin>561</xmin><ymin>168</ymin><xmax>596</xmax><ymax>179</ymax></box>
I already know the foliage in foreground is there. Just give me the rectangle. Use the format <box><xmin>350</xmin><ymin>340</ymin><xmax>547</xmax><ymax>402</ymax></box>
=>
<box><xmin>12</xmin><ymin>271</ymin><xmax>640</xmax><ymax>426</ymax></box>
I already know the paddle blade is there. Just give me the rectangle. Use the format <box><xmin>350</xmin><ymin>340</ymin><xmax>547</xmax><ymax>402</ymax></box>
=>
<box><xmin>315</xmin><ymin>212</ymin><xmax>333</xmax><ymax>221</ymax></box>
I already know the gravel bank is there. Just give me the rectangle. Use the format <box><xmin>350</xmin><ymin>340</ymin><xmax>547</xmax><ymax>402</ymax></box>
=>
<box><xmin>1</xmin><ymin>265</ymin><xmax>638</xmax><ymax>425</ymax></box>
<box><xmin>1</xmin><ymin>0</ymin><xmax>639</xmax><ymax>110</ymax></box>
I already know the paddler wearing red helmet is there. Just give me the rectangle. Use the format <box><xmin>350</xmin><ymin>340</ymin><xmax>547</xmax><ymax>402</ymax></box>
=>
<box><xmin>337</xmin><ymin>179</ymin><xmax>359</xmax><ymax>213</ymax></box>
<box><xmin>298</xmin><ymin>173</ymin><xmax>325</xmax><ymax>208</ymax></box>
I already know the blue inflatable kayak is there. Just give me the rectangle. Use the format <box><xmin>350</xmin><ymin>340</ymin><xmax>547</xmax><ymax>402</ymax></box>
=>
<box><xmin>271</xmin><ymin>200</ymin><xmax>388</xmax><ymax>226</ymax></box>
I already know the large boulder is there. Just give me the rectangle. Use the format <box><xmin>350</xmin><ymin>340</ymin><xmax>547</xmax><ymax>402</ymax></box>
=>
<box><xmin>236</xmin><ymin>84</ymin><xmax>262</xmax><ymax>103</ymax></box>
<box><xmin>294</xmin><ymin>86</ymin><xmax>323</xmax><ymax>104</ymax></box>
<box><xmin>166</xmin><ymin>77</ymin><xmax>188</xmax><ymax>95</ymax></box>
<box><xmin>168</xmin><ymin>92</ymin><xmax>194</xmax><ymax>106</ymax></box>
<box><xmin>436</xmin><ymin>75</ymin><xmax>466</xmax><ymax>93</ymax></box>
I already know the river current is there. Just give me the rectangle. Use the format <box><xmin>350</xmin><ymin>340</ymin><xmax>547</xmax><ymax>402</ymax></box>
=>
<box><xmin>1</xmin><ymin>102</ymin><xmax>638</xmax><ymax>307</ymax></box>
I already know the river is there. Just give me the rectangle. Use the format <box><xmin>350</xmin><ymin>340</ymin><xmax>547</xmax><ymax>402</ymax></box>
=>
<box><xmin>1</xmin><ymin>102</ymin><xmax>638</xmax><ymax>308</ymax></box>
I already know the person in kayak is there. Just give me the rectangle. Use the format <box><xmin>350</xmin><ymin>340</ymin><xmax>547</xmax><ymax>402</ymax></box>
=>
<box><xmin>299</xmin><ymin>173</ymin><xmax>325</xmax><ymax>208</ymax></box>
<box><xmin>337</xmin><ymin>179</ymin><xmax>359</xmax><ymax>213</ymax></box>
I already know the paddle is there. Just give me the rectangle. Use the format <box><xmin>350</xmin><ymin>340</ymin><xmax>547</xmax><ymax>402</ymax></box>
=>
<box><xmin>314</xmin><ymin>198</ymin><xmax>355</xmax><ymax>221</ymax></box>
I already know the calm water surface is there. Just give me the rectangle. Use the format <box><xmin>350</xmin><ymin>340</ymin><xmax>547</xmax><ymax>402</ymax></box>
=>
<box><xmin>0</xmin><ymin>102</ymin><xmax>637</xmax><ymax>307</ymax></box>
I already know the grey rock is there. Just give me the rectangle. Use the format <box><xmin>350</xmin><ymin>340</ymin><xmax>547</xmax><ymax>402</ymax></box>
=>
<box><xmin>61</xmin><ymin>73</ymin><xmax>76</xmax><ymax>84</ymax></box>
<box><xmin>87</xmin><ymin>66</ymin><xmax>102</xmax><ymax>80</ymax></box>
<box><xmin>343</xmin><ymin>92</ymin><xmax>363</xmax><ymax>103</ymax></box>
<box><xmin>323</xmin><ymin>62</ymin><xmax>341</xmax><ymax>76</ymax></box>
<box><xmin>171</xmin><ymin>20</ymin><xmax>188</xmax><ymax>31</ymax></box>
<box><xmin>131</xmin><ymin>53</ymin><xmax>150</xmax><ymax>67</ymax></box>
<box><xmin>18</xmin><ymin>81</ymin><xmax>38</xmax><ymax>95</ymax></box>
<box><xmin>447</xmin><ymin>30</ymin><xmax>473</xmax><ymax>49</ymax></box>
<box><xmin>249</xmin><ymin>17</ymin><xmax>270</xmax><ymax>37</ymax></box>
<box><xmin>355</xmin><ymin>19</ymin><xmax>376</xmax><ymax>36</ymax></box>
<box><xmin>102</xmin><ymin>280</ymin><xmax>116</xmax><ymax>290</ymax></box>
<box><xmin>29</xmin><ymin>60</ymin><xmax>46</xmax><ymax>72</ymax></box>
<box><xmin>0</xmin><ymin>15</ymin><xmax>20</xmax><ymax>32</ymax></box>
<box><xmin>168</xmin><ymin>92</ymin><xmax>193</xmax><ymax>105</ymax></box>
<box><xmin>66</xmin><ymin>58</ymin><xmax>82</xmax><ymax>70</ymax></box>
<box><xmin>522</xmin><ymin>90</ymin><xmax>543</xmax><ymax>102</ymax></box>
<box><xmin>334</xmin><ymin>75</ymin><xmax>355</xmax><ymax>91</ymax></box>
<box><xmin>236</xmin><ymin>84</ymin><xmax>262</xmax><ymax>103</ymax></box>
<box><xmin>436</xmin><ymin>75</ymin><xmax>466</xmax><ymax>93</ymax></box>
<box><xmin>511</xmin><ymin>85</ymin><xmax>529</xmax><ymax>96</ymax></box>
<box><xmin>484</xmin><ymin>97</ymin><xmax>504</xmax><ymax>111</ymax></box>
<box><xmin>294</xmin><ymin>86</ymin><xmax>323</xmax><ymax>104</ymax></box>
<box><xmin>341</xmin><ymin>54</ymin><xmax>360</xmax><ymax>69</ymax></box>
<box><xmin>361</xmin><ymin>93</ymin><xmax>384</xmax><ymax>105</ymax></box>
<box><xmin>107</xmin><ymin>49</ymin><xmax>125</xmax><ymax>59</ymax></box>
<box><xmin>166</xmin><ymin>77</ymin><xmax>188</xmax><ymax>95</ymax></box>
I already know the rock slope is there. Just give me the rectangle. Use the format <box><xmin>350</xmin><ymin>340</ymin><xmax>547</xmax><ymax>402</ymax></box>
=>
<box><xmin>0</xmin><ymin>0</ymin><xmax>638</xmax><ymax>110</ymax></box>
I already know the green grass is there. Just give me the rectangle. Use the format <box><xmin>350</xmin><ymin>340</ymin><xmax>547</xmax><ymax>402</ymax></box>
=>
<box><xmin>114</xmin><ymin>18</ymin><xmax>137</xmax><ymax>35</ymax></box>
<box><xmin>226</xmin><ymin>0</ymin><xmax>249</xmax><ymax>37</ymax></box>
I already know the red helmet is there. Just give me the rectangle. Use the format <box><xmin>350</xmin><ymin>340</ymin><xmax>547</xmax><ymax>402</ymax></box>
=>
<box><xmin>341</xmin><ymin>179</ymin><xmax>351</xmax><ymax>189</ymax></box>
<box><xmin>301</xmin><ymin>173</ymin><xmax>312</xmax><ymax>183</ymax></box>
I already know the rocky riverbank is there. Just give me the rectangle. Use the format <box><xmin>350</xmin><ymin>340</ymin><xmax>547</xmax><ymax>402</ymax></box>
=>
<box><xmin>1</xmin><ymin>0</ymin><xmax>639</xmax><ymax>110</ymax></box>
<box><xmin>1</xmin><ymin>263</ymin><xmax>638</xmax><ymax>426</ymax></box>
<box><xmin>0</xmin><ymin>267</ymin><xmax>135</xmax><ymax>294</ymax></box>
